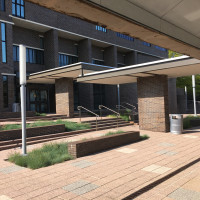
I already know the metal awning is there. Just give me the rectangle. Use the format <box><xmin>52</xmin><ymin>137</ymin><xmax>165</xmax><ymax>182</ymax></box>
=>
<box><xmin>27</xmin><ymin>62</ymin><xmax>114</xmax><ymax>84</ymax></box>
<box><xmin>77</xmin><ymin>56</ymin><xmax>200</xmax><ymax>85</ymax></box>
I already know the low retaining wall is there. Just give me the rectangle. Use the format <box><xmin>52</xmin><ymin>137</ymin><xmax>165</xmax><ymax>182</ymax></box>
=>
<box><xmin>0</xmin><ymin>111</ymin><xmax>35</xmax><ymax>119</ymax></box>
<box><xmin>0</xmin><ymin>124</ymin><xmax>65</xmax><ymax>141</ymax></box>
<box><xmin>68</xmin><ymin>131</ymin><xmax>140</xmax><ymax>158</ymax></box>
<box><xmin>190</xmin><ymin>119</ymin><xmax>200</xmax><ymax>127</ymax></box>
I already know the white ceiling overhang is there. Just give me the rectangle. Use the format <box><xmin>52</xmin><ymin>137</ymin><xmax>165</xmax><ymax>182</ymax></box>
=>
<box><xmin>77</xmin><ymin>56</ymin><xmax>200</xmax><ymax>85</ymax></box>
<box><xmin>24</xmin><ymin>0</ymin><xmax>200</xmax><ymax>59</ymax></box>
<box><xmin>27</xmin><ymin>62</ymin><xmax>114</xmax><ymax>84</ymax></box>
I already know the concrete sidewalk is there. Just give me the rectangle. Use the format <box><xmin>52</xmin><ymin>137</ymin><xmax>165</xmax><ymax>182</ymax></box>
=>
<box><xmin>0</xmin><ymin>126</ymin><xmax>200</xmax><ymax>199</ymax></box>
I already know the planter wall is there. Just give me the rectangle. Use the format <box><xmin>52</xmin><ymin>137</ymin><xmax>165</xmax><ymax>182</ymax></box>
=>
<box><xmin>0</xmin><ymin>111</ymin><xmax>35</xmax><ymax>119</ymax></box>
<box><xmin>68</xmin><ymin>131</ymin><xmax>140</xmax><ymax>158</ymax></box>
<box><xmin>0</xmin><ymin>124</ymin><xmax>65</xmax><ymax>141</ymax></box>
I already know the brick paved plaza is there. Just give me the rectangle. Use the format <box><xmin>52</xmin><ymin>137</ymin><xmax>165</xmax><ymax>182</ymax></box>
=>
<box><xmin>0</xmin><ymin>125</ymin><xmax>200</xmax><ymax>200</ymax></box>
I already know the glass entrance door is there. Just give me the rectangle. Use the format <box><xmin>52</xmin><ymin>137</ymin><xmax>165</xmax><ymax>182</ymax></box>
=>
<box><xmin>30</xmin><ymin>89</ymin><xmax>48</xmax><ymax>113</ymax></box>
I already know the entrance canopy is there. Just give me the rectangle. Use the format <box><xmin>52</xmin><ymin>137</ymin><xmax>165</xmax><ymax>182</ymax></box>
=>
<box><xmin>77</xmin><ymin>56</ymin><xmax>200</xmax><ymax>85</ymax></box>
<box><xmin>28</xmin><ymin>62</ymin><xmax>114</xmax><ymax>84</ymax></box>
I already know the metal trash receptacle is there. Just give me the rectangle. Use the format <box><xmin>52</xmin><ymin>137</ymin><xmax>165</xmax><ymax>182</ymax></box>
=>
<box><xmin>170</xmin><ymin>114</ymin><xmax>183</xmax><ymax>134</ymax></box>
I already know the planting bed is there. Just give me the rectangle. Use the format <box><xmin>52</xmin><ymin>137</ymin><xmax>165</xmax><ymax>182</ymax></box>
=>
<box><xmin>0</xmin><ymin>124</ymin><xmax>65</xmax><ymax>141</ymax></box>
<box><xmin>68</xmin><ymin>131</ymin><xmax>140</xmax><ymax>158</ymax></box>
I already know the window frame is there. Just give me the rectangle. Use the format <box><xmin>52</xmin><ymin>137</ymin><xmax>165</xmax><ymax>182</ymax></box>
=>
<box><xmin>1</xmin><ymin>22</ymin><xmax>6</xmax><ymax>63</ymax></box>
<box><xmin>3</xmin><ymin>75</ymin><xmax>8</xmax><ymax>108</ymax></box>
<box><xmin>12</xmin><ymin>0</ymin><xmax>25</xmax><ymax>18</ymax></box>
<box><xmin>0</xmin><ymin>0</ymin><xmax>5</xmax><ymax>11</ymax></box>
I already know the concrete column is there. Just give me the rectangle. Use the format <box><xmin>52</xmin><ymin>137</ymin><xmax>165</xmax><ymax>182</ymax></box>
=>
<box><xmin>120</xmin><ymin>51</ymin><xmax>138</xmax><ymax>106</ymax></box>
<box><xmin>104</xmin><ymin>46</ymin><xmax>118</xmax><ymax>108</ymax></box>
<box><xmin>78</xmin><ymin>39</ymin><xmax>94</xmax><ymax>110</ymax></box>
<box><xmin>125</xmin><ymin>51</ymin><xmax>137</xmax><ymax>65</ymax></box>
<box><xmin>55</xmin><ymin>78</ymin><xmax>74</xmax><ymax>117</ymax></box>
<box><xmin>137</xmin><ymin>75</ymin><xmax>170</xmax><ymax>132</ymax></box>
<box><xmin>168</xmin><ymin>78</ymin><xmax>177</xmax><ymax>114</ymax></box>
<box><xmin>44</xmin><ymin>29</ymin><xmax>59</xmax><ymax>69</ymax></box>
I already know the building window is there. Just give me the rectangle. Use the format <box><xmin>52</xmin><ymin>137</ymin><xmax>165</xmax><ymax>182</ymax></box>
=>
<box><xmin>155</xmin><ymin>46</ymin><xmax>167</xmax><ymax>51</ymax></box>
<box><xmin>13</xmin><ymin>45</ymin><xmax>44</xmax><ymax>64</ymax></box>
<box><xmin>3</xmin><ymin>75</ymin><xmax>8</xmax><ymax>108</ymax></box>
<box><xmin>26</xmin><ymin>48</ymin><xmax>44</xmax><ymax>64</ymax></box>
<box><xmin>59</xmin><ymin>53</ymin><xmax>78</xmax><ymax>67</ymax></box>
<box><xmin>92</xmin><ymin>59</ymin><xmax>104</xmax><ymax>65</ymax></box>
<box><xmin>12</xmin><ymin>0</ymin><xmax>25</xmax><ymax>18</ymax></box>
<box><xmin>116</xmin><ymin>32</ymin><xmax>134</xmax><ymax>41</ymax></box>
<box><xmin>13</xmin><ymin>45</ymin><xmax>19</xmax><ymax>61</ymax></box>
<box><xmin>39</xmin><ymin>36</ymin><xmax>44</xmax><ymax>49</ymax></box>
<box><xmin>0</xmin><ymin>0</ymin><xmax>5</xmax><ymax>11</ymax></box>
<box><xmin>143</xmin><ymin>41</ymin><xmax>151</xmax><ymax>47</ymax></box>
<box><xmin>96</xmin><ymin>25</ymin><xmax>107</xmax><ymax>33</ymax></box>
<box><xmin>1</xmin><ymin>23</ymin><xmax>6</xmax><ymax>63</ymax></box>
<box><xmin>93</xmin><ymin>84</ymin><xmax>105</xmax><ymax>110</ymax></box>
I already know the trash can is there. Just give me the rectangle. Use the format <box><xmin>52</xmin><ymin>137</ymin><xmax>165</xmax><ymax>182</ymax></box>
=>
<box><xmin>170</xmin><ymin>114</ymin><xmax>183</xmax><ymax>134</ymax></box>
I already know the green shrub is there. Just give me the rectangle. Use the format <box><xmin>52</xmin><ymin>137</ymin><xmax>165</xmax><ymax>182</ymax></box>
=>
<box><xmin>0</xmin><ymin>120</ymin><xmax>90</xmax><ymax>131</ymax></box>
<box><xmin>8</xmin><ymin>143</ymin><xmax>72</xmax><ymax>169</ymax></box>
<box><xmin>35</xmin><ymin>112</ymin><xmax>46</xmax><ymax>116</ymax></box>
<box><xmin>104</xmin><ymin>130</ymin><xmax>124</xmax><ymax>136</ymax></box>
<box><xmin>183</xmin><ymin>115</ymin><xmax>200</xmax><ymax>129</ymax></box>
<box><xmin>140</xmin><ymin>134</ymin><xmax>149</xmax><ymax>140</ymax></box>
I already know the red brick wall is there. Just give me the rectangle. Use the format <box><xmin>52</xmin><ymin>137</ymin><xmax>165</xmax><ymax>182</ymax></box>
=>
<box><xmin>0</xmin><ymin>124</ymin><xmax>65</xmax><ymax>141</ymax></box>
<box><xmin>138</xmin><ymin>75</ymin><xmax>170</xmax><ymax>132</ymax></box>
<box><xmin>55</xmin><ymin>78</ymin><xmax>74</xmax><ymax>117</ymax></box>
<box><xmin>68</xmin><ymin>131</ymin><xmax>140</xmax><ymax>158</ymax></box>
<box><xmin>0</xmin><ymin>111</ymin><xmax>35</xmax><ymax>119</ymax></box>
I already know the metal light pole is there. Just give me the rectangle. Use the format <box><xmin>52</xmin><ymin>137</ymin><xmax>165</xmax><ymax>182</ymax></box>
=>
<box><xmin>19</xmin><ymin>45</ymin><xmax>27</xmax><ymax>155</ymax></box>
<box><xmin>192</xmin><ymin>75</ymin><xmax>197</xmax><ymax>116</ymax></box>
<box><xmin>117</xmin><ymin>84</ymin><xmax>120</xmax><ymax>113</ymax></box>
<box><xmin>185</xmin><ymin>86</ymin><xmax>187</xmax><ymax>111</ymax></box>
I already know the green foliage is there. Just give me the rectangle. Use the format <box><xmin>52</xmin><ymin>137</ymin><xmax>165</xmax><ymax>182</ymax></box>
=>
<box><xmin>8</xmin><ymin>143</ymin><xmax>73</xmax><ymax>169</ymax></box>
<box><xmin>0</xmin><ymin>120</ymin><xmax>90</xmax><ymax>131</ymax></box>
<box><xmin>183</xmin><ymin>115</ymin><xmax>200</xmax><ymax>129</ymax></box>
<box><xmin>168</xmin><ymin>50</ymin><xmax>182</xmax><ymax>58</ymax></box>
<box><xmin>107</xmin><ymin>114</ymin><xmax>130</xmax><ymax>121</ymax></box>
<box><xmin>176</xmin><ymin>75</ymin><xmax>200</xmax><ymax>100</ymax></box>
<box><xmin>35</xmin><ymin>112</ymin><xmax>46</xmax><ymax>116</ymax></box>
<box><xmin>104</xmin><ymin>130</ymin><xmax>124</xmax><ymax>136</ymax></box>
<box><xmin>140</xmin><ymin>134</ymin><xmax>149</xmax><ymax>140</ymax></box>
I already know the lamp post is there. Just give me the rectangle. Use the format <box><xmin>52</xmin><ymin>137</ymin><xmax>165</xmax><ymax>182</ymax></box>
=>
<box><xmin>19</xmin><ymin>45</ymin><xmax>27</xmax><ymax>155</ymax></box>
<box><xmin>192</xmin><ymin>75</ymin><xmax>197</xmax><ymax>116</ymax></box>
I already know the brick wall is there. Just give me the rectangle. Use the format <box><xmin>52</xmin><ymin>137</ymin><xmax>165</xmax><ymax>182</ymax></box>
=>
<box><xmin>68</xmin><ymin>131</ymin><xmax>140</xmax><ymax>158</ymax></box>
<box><xmin>0</xmin><ymin>124</ymin><xmax>65</xmax><ymax>141</ymax></box>
<box><xmin>55</xmin><ymin>78</ymin><xmax>74</xmax><ymax>117</ymax></box>
<box><xmin>137</xmin><ymin>75</ymin><xmax>170</xmax><ymax>132</ymax></box>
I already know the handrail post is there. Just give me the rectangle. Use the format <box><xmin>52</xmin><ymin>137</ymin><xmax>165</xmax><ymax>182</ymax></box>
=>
<box><xmin>117</xmin><ymin>114</ymin><xmax>119</xmax><ymax>128</ymax></box>
<box><xmin>96</xmin><ymin>116</ymin><xmax>98</xmax><ymax>131</ymax></box>
<box><xmin>78</xmin><ymin>107</ymin><xmax>81</xmax><ymax>123</ymax></box>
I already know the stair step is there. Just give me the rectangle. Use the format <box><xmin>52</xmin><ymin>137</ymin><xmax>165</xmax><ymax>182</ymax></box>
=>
<box><xmin>0</xmin><ymin>119</ymin><xmax>133</xmax><ymax>151</ymax></box>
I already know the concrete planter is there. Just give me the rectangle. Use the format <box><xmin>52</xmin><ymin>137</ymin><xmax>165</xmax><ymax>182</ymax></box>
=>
<box><xmin>0</xmin><ymin>124</ymin><xmax>65</xmax><ymax>141</ymax></box>
<box><xmin>0</xmin><ymin>111</ymin><xmax>35</xmax><ymax>119</ymax></box>
<box><xmin>68</xmin><ymin>131</ymin><xmax>140</xmax><ymax>158</ymax></box>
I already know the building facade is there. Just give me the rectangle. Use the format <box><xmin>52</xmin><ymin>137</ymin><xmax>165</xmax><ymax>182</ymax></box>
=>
<box><xmin>0</xmin><ymin>0</ymin><xmax>170</xmax><ymax>114</ymax></box>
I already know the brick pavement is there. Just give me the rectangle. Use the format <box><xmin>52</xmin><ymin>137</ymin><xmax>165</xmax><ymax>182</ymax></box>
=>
<box><xmin>0</xmin><ymin>125</ymin><xmax>200</xmax><ymax>199</ymax></box>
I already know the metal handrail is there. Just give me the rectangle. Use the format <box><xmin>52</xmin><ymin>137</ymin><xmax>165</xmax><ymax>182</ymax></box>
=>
<box><xmin>123</xmin><ymin>102</ymin><xmax>137</xmax><ymax>110</ymax></box>
<box><xmin>77</xmin><ymin>106</ymin><xmax>99</xmax><ymax>131</ymax></box>
<box><xmin>116</xmin><ymin>105</ymin><xmax>130</xmax><ymax>114</ymax></box>
<box><xmin>99</xmin><ymin>105</ymin><xmax>120</xmax><ymax>127</ymax></box>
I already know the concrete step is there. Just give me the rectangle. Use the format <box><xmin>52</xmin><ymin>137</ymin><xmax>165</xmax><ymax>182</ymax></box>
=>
<box><xmin>0</xmin><ymin>119</ymin><xmax>133</xmax><ymax>151</ymax></box>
